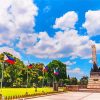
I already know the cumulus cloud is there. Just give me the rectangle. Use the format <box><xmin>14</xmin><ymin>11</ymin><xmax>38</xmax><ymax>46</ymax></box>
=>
<box><xmin>83</xmin><ymin>10</ymin><xmax>100</xmax><ymax>36</ymax></box>
<box><xmin>68</xmin><ymin>67</ymin><xmax>83</xmax><ymax>74</ymax></box>
<box><xmin>53</xmin><ymin>11</ymin><xmax>78</xmax><ymax>30</ymax></box>
<box><xmin>95</xmin><ymin>43</ymin><xmax>100</xmax><ymax>54</ymax></box>
<box><xmin>89</xmin><ymin>60</ymin><xmax>92</xmax><ymax>64</ymax></box>
<box><xmin>0</xmin><ymin>0</ymin><xmax>38</xmax><ymax>46</ymax></box>
<box><xmin>25</xmin><ymin>29</ymin><xmax>94</xmax><ymax>59</ymax></box>
<box><xmin>1</xmin><ymin>6</ymin><xmax>100</xmax><ymax>61</ymax></box>
<box><xmin>0</xmin><ymin>0</ymin><xmax>38</xmax><ymax>58</ymax></box>
<box><xmin>0</xmin><ymin>47</ymin><xmax>21</xmax><ymax>58</ymax></box>
<box><xmin>17</xmin><ymin>33</ymin><xmax>38</xmax><ymax>50</ymax></box>
<box><xmin>12</xmin><ymin>0</ymin><xmax>38</xmax><ymax>33</ymax></box>
<box><xmin>68</xmin><ymin>67</ymin><xmax>84</xmax><ymax>78</ymax></box>
<box><xmin>26</xmin><ymin>31</ymin><xmax>58</xmax><ymax>58</ymax></box>
<box><xmin>65</xmin><ymin>61</ymin><xmax>76</xmax><ymax>66</ymax></box>
<box><xmin>12</xmin><ymin>10</ymin><xmax>100</xmax><ymax>59</ymax></box>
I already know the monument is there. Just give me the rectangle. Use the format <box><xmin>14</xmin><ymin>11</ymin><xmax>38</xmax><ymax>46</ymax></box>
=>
<box><xmin>87</xmin><ymin>45</ymin><xmax>100</xmax><ymax>89</ymax></box>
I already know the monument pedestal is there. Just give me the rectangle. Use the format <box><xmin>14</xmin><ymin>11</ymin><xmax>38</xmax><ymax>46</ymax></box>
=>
<box><xmin>87</xmin><ymin>72</ymin><xmax>100</xmax><ymax>89</ymax></box>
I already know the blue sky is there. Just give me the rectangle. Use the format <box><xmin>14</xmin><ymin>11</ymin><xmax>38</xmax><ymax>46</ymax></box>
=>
<box><xmin>0</xmin><ymin>0</ymin><xmax>100</xmax><ymax>79</ymax></box>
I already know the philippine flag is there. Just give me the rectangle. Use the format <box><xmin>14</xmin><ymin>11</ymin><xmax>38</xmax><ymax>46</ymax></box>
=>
<box><xmin>4</xmin><ymin>54</ymin><xmax>15</xmax><ymax>64</ymax></box>
<box><xmin>27</xmin><ymin>64</ymin><xmax>33</xmax><ymax>69</ymax></box>
<box><xmin>43</xmin><ymin>66</ymin><xmax>48</xmax><ymax>72</ymax></box>
<box><xmin>54</xmin><ymin>69</ymin><xmax>59</xmax><ymax>75</ymax></box>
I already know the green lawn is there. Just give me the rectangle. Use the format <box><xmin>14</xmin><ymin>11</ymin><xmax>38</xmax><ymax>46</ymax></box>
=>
<box><xmin>0</xmin><ymin>87</ymin><xmax>53</xmax><ymax>97</ymax></box>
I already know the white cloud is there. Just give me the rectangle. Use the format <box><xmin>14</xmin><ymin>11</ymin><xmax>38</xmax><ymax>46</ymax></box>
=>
<box><xmin>16</xmin><ymin>10</ymin><xmax>100</xmax><ymax>59</ymax></box>
<box><xmin>83</xmin><ymin>10</ymin><xmax>100</xmax><ymax>36</ymax></box>
<box><xmin>68</xmin><ymin>67</ymin><xmax>83</xmax><ymax>74</ymax></box>
<box><xmin>17</xmin><ymin>33</ymin><xmax>38</xmax><ymax>50</ymax></box>
<box><xmin>64</xmin><ymin>61</ymin><xmax>76</xmax><ymax>66</ymax></box>
<box><xmin>0</xmin><ymin>0</ymin><xmax>38</xmax><ymax>60</ymax></box>
<box><xmin>68</xmin><ymin>67</ymin><xmax>84</xmax><ymax>78</ymax></box>
<box><xmin>26</xmin><ymin>31</ymin><xmax>58</xmax><ymax>58</ymax></box>
<box><xmin>0</xmin><ymin>0</ymin><xmax>38</xmax><ymax>46</ymax></box>
<box><xmin>95</xmin><ymin>43</ymin><xmax>100</xmax><ymax>54</ymax></box>
<box><xmin>1</xmin><ymin>6</ymin><xmax>100</xmax><ymax>61</ymax></box>
<box><xmin>89</xmin><ymin>60</ymin><xmax>92</xmax><ymax>64</ymax></box>
<box><xmin>26</xmin><ymin>29</ymin><xmax>94</xmax><ymax>59</ymax></box>
<box><xmin>53</xmin><ymin>11</ymin><xmax>78</xmax><ymax>30</ymax></box>
<box><xmin>0</xmin><ymin>47</ymin><xmax>21</xmax><ymax>59</ymax></box>
<box><xmin>12</xmin><ymin>0</ymin><xmax>38</xmax><ymax>33</ymax></box>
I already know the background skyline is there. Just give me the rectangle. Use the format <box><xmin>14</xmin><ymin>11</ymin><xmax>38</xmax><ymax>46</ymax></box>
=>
<box><xmin>0</xmin><ymin>0</ymin><xmax>100</xmax><ymax>79</ymax></box>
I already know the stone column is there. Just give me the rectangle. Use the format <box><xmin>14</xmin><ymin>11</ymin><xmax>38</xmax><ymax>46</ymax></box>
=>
<box><xmin>92</xmin><ymin>45</ymin><xmax>97</xmax><ymax>63</ymax></box>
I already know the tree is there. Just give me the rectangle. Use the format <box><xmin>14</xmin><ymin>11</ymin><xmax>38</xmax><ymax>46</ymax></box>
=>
<box><xmin>0</xmin><ymin>52</ymin><xmax>26</xmax><ymax>87</ymax></box>
<box><xmin>63</xmin><ymin>79</ymin><xmax>70</xmax><ymax>85</ymax></box>
<box><xmin>0</xmin><ymin>53</ymin><xmax>4</xmax><ymax>63</ymax></box>
<box><xmin>31</xmin><ymin>63</ymin><xmax>44</xmax><ymax>87</ymax></box>
<box><xmin>80</xmin><ymin>76</ymin><xmax>88</xmax><ymax>85</ymax></box>
<box><xmin>47</xmin><ymin>60</ymin><xmax>67</xmax><ymax>85</ymax></box>
<box><xmin>0</xmin><ymin>53</ymin><xmax>68</xmax><ymax>87</ymax></box>
<box><xmin>70</xmin><ymin>77</ymin><xmax>78</xmax><ymax>85</ymax></box>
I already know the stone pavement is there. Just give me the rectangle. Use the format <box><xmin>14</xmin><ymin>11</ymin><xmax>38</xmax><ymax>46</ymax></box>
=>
<box><xmin>25</xmin><ymin>92</ymin><xmax>100</xmax><ymax>100</ymax></box>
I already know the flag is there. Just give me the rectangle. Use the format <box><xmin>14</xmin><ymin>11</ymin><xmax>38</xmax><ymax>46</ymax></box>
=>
<box><xmin>43</xmin><ymin>66</ymin><xmax>48</xmax><ymax>72</ymax></box>
<box><xmin>4</xmin><ymin>54</ymin><xmax>15</xmax><ymax>64</ymax></box>
<box><xmin>27</xmin><ymin>64</ymin><xmax>33</xmax><ymax>69</ymax></box>
<box><xmin>54</xmin><ymin>69</ymin><xmax>59</xmax><ymax>75</ymax></box>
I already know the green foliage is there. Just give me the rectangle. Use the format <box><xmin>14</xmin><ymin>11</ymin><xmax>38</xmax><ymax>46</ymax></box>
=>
<box><xmin>0</xmin><ymin>53</ymin><xmax>4</xmax><ymax>62</ymax></box>
<box><xmin>80</xmin><ymin>76</ymin><xmax>88</xmax><ymax>85</ymax></box>
<box><xmin>0</xmin><ymin>52</ymin><xmax>89</xmax><ymax>88</ymax></box>
<box><xmin>70</xmin><ymin>77</ymin><xmax>78</xmax><ymax>85</ymax></box>
<box><xmin>63</xmin><ymin>79</ymin><xmax>71</xmax><ymax>85</ymax></box>
<box><xmin>1</xmin><ymin>52</ymin><xmax>26</xmax><ymax>87</ymax></box>
<box><xmin>47</xmin><ymin>60</ymin><xmax>67</xmax><ymax>86</ymax></box>
<box><xmin>63</xmin><ymin>75</ymin><xmax>78</xmax><ymax>85</ymax></box>
<box><xmin>0</xmin><ymin>52</ymin><xmax>73</xmax><ymax>87</ymax></box>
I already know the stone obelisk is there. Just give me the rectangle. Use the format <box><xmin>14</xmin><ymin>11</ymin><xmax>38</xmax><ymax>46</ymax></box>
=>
<box><xmin>87</xmin><ymin>45</ymin><xmax>100</xmax><ymax>89</ymax></box>
<box><xmin>92</xmin><ymin>45</ymin><xmax>97</xmax><ymax>64</ymax></box>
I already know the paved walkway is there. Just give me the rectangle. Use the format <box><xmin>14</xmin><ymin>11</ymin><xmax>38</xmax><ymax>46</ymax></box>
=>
<box><xmin>26</xmin><ymin>92</ymin><xmax>100</xmax><ymax>100</ymax></box>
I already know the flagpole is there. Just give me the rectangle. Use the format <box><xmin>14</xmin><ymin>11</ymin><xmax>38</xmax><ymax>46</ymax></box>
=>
<box><xmin>42</xmin><ymin>67</ymin><xmax>44</xmax><ymax>91</ymax></box>
<box><xmin>26</xmin><ymin>67</ymin><xmax>28</xmax><ymax>94</ymax></box>
<box><xmin>53</xmin><ymin>70</ymin><xmax>55</xmax><ymax>91</ymax></box>
<box><xmin>1</xmin><ymin>62</ymin><xmax>4</xmax><ymax>94</ymax></box>
<box><xmin>26</xmin><ymin>60</ymin><xmax>29</xmax><ymax>94</ymax></box>
<box><xmin>26</xmin><ymin>57</ymin><xmax>30</xmax><ymax>94</ymax></box>
<box><xmin>53</xmin><ymin>69</ymin><xmax>55</xmax><ymax>88</ymax></box>
<box><xmin>53</xmin><ymin>75</ymin><xmax>54</xmax><ymax>87</ymax></box>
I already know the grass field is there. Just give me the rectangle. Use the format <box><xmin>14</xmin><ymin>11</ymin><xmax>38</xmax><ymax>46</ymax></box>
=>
<box><xmin>0</xmin><ymin>87</ymin><xmax>53</xmax><ymax>97</ymax></box>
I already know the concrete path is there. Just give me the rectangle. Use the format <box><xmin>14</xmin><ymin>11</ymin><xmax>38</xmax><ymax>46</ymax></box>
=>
<box><xmin>25</xmin><ymin>92</ymin><xmax>100</xmax><ymax>100</ymax></box>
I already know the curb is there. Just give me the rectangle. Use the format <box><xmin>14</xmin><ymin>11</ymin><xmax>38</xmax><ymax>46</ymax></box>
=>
<box><xmin>18</xmin><ymin>91</ymin><xmax>67</xmax><ymax>100</ymax></box>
